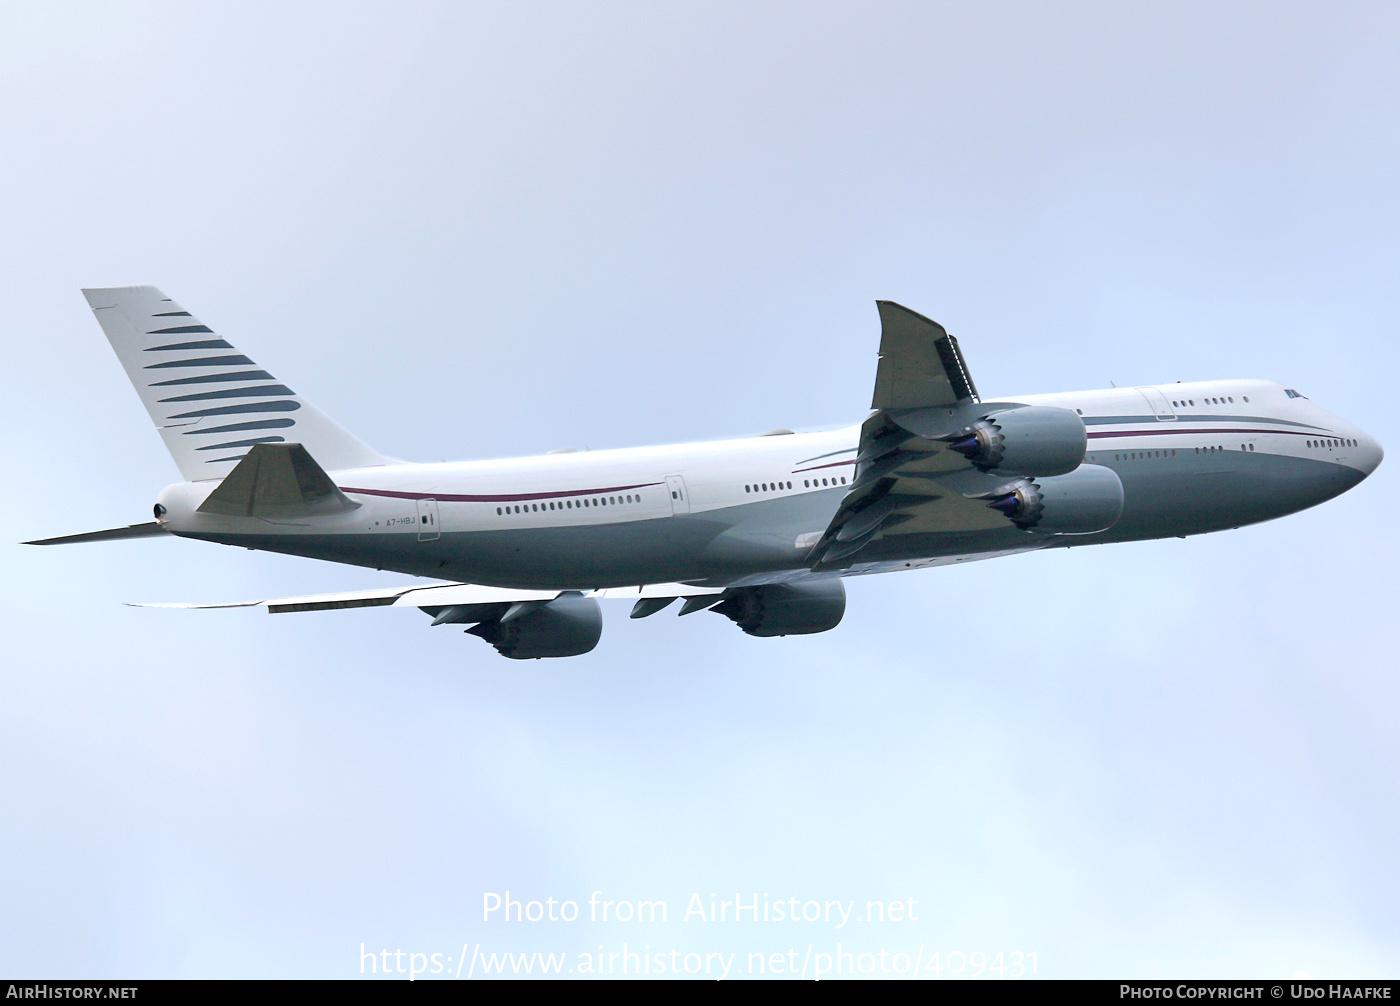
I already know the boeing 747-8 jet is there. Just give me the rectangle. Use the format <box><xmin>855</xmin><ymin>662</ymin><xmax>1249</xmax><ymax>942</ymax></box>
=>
<box><xmin>28</xmin><ymin>287</ymin><xmax>1383</xmax><ymax>658</ymax></box>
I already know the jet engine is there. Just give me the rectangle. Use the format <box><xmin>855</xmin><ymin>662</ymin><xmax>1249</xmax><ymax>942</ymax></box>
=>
<box><xmin>463</xmin><ymin>592</ymin><xmax>603</xmax><ymax>659</ymax></box>
<box><xmin>983</xmin><ymin>463</ymin><xmax>1124</xmax><ymax>534</ymax></box>
<box><xmin>709</xmin><ymin>579</ymin><xmax>846</xmax><ymax>637</ymax></box>
<box><xmin>946</xmin><ymin>406</ymin><xmax>1086</xmax><ymax>477</ymax></box>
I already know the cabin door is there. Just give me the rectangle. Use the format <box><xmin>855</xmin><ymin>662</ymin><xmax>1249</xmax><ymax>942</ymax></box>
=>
<box><xmin>415</xmin><ymin>498</ymin><xmax>441</xmax><ymax>541</ymax></box>
<box><xmin>1137</xmin><ymin>387</ymin><xmax>1176</xmax><ymax>421</ymax></box>
<box><xmin>664</xmin><ymin>475</ymin><xmax>691</xmax><ymax>516</ymax></box>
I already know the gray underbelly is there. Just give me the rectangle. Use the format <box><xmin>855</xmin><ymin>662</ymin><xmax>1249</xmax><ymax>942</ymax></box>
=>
<box><xmin>180</xmin><ymin>488</ymin><xmax>849</xmax><ymax>588</ymax></box>
<box><xmin>1079</xmin><ymin>450</ymin><xmax>1365</xmax><ymax>543</ymax></box>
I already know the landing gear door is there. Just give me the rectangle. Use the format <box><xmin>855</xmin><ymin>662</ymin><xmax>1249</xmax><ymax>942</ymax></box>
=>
<box><xmin>664</xmin><ymin>475</ymin><xmax>691</xmax><ymax>516</ymax></box>
<box><xmin>415</xmin><ymin>497</ymin><xmax>441</xmax><ymax>541</ymax></box>
<box><xmin>1137</xmin><ymin>387</ymin><xmax>1176</xmax><ymax>421</ymax></box>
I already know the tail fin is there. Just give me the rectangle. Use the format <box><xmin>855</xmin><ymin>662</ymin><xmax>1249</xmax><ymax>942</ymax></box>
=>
<box><xmin>82</xmin><ymin>285</ymin><xmax>391</xmax><ymax>482</ymax></box>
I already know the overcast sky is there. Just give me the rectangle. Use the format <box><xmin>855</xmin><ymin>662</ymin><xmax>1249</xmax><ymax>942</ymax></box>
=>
<box><xmin>2</xmin><ymin>0</ymin><xmax>1397</xmax><ymax>979</ymax></box>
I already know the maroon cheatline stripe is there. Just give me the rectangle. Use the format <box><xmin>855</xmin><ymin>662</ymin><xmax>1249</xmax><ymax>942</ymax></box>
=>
<box><xmin>792</xmin><ymin>460</ymin><xmax>857</xmax><ymax>473</ymax></box>
<box><xmin>1088</xmin><ymin>427</ymin><xmax>1330</xmax><ymax>440</ymax></box>
<box><xmin>338</xmin><ymin>482</ymin><xmax>664</xmax><ymax>504</ymax></box>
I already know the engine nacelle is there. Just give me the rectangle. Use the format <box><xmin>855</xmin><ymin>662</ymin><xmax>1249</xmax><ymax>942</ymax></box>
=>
<box><xmin>984</xmin><ymin>463</ymin><xmax>1124</xmax><ymax>534</ymax></box>
<box><xmin>710</xmin><ymin>579</ymin><xmax>846</xmax><ymax>637</ymax></box>
<box><xmin>946</xmin><ymin>405</ymin><xmax>1086</xmax><ymax>477</ymax></box>
<box><xmin>466</xmin><ymin>593</ymin><xmax>603</xmax><ymax>659</ymax></box>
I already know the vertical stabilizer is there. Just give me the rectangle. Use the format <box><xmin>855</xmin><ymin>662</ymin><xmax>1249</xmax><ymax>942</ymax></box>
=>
<box><xmin>82</xmin><ymin>286</ymin><xmax>391</xmax><ymax>481</ymax></box>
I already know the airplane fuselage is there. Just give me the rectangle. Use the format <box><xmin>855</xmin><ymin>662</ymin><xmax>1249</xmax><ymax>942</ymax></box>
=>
<box><xmin>155</xmin><ymin>378</ymin><xmax>1382</xmax><ymax>590</ymax></box>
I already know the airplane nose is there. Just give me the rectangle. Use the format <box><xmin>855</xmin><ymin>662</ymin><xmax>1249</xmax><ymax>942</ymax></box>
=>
<box><xmin>1354</xmin><ymin>430</ymin><xmax>1384</xmax><ymax>477</ymax></box>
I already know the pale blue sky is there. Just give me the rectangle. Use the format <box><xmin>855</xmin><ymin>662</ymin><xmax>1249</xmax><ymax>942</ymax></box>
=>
<box><xmin>2</xmin><ymin>1</ymin><xmax>1397</xmax><ymax>979</ymax></box>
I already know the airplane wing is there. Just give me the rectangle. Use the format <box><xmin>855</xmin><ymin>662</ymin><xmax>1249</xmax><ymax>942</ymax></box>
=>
<box><xmin>871</xmin><ymin>300</ymin><xmax>979</xmax><ymax>408</ymax></box>
<box><xmin>129</xmin><ymin>581</ymin><xmax>726</xmax><ymax>614</ymax></box>
<box><xmin>808</xmin><ymin>301</ymin><xmax>1034</xmax><ymax>569</ymax></box>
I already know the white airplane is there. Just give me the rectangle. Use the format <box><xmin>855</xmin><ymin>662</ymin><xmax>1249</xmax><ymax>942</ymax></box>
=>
<box><xmin>28</xmin><ymin>286</ymin><xmax>1383</xmax><ymax>658</ymax></box>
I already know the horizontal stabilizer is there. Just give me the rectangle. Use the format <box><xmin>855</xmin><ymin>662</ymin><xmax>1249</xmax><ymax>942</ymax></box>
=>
<box><xmin>24</xmin><ymin>522</ymin><xmax>171</xmax><ymax>546</ymax></box>
<box><xmin>197</xmin><ymin>443</ymin><xmax>360</xmax><ymax>518</ymax></box>
<box><xmin>128</xmin><ymin>581</ymin><xmax>726</xmax><ymax>613</ymax></box>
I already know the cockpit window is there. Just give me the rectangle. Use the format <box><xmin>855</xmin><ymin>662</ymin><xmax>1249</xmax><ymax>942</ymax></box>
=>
<box><xmin>1284</xmin><ymin>388</ymin><xmax>1308</xmax><ymax>399</ymax></box>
